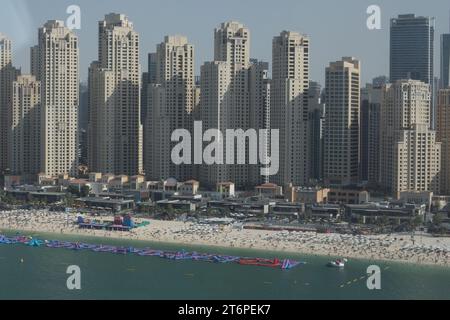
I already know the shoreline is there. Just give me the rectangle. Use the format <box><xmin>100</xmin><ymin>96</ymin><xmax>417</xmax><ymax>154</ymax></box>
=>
<box><xmin>1</xmin><ymin>209</ymin><xmax>449</xmax><ymax>268</ymax></box>
<box><xmin>2</xmin><ymin>226</ymin><xmax>449</xmax><ymax>270</ymax></box>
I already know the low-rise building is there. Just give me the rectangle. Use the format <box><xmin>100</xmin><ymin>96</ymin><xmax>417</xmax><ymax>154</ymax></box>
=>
<box><xmin>255</xmin><ymin>183</ymin><xmax>283</xmax><ymax>197</ymax></box>
<box><xmin>156</xmin><ymin>199</ymin><xmax>197</xmax><ymax>212</ymax></box>
<box><xmin>271</xmin><ymin>203</ymin><xmax>305</xmax><ymax>218</ymax></box>
<box><xmin>305</xmin><ymin>204</ymin><xmax>342</xmax><ymax>220</ymax></box>
<box><xmin>76</xmin><ymin>196</ymin><xmax>135</xmax><ymax>212</ymax></box>
<box><xmin>217</xmin><ymin>182</ymin><xmax>235</xmax><ymax>198</ymax></box>
<box><xmin>328</xmin><ymin>188</ymin><xmax>369</xmax><ymax>204</ymax></box>
<box><xmin>399</xmin><ymin>191</ymin><xmax>432</xmax><ymax>209</ymax></box>
<box><xmin>178</xmin><ymin>180</ymin><xmax>200</xmax><ymax>195</ymax></box>
<box><xmin>345</xmin><ymin>203</ymin><xmax>426</xmax><ymax>224</ymax></box>
<box><xmin>286</xmin><ymin>185</ymin><xmax>329</xmax><ymax>204</ymax></box>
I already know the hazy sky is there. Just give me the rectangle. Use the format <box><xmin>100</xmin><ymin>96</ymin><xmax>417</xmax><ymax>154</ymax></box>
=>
<box><xmin>1</xmin><ymin>0</ymin><xmax>449</xmax><ymax>86</ymax></box>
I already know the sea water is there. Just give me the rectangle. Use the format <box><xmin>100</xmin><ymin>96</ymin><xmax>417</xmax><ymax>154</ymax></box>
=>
<box><xmin>0</xmin><ymin>231</ymin><xmax>449</xmax><ymax>300</ymax></box>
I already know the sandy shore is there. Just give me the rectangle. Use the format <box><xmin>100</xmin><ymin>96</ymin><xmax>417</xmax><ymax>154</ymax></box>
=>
<box><xmin>1</xmin><ymin>209</ymin><xmax>449</xmax><ymax>267</ymax></box>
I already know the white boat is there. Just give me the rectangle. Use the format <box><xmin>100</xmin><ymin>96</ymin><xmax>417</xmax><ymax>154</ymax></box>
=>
<box><xmin>327</xmin><ymin>258</ymin><xmax>347</xmax><ymax>268</ymax></box>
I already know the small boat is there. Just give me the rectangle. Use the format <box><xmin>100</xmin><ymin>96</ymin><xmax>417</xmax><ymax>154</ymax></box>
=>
<box><xmin>327</xmin><ymin>258</ymin><xmax>347</xmax><ymax>268</ymax></box>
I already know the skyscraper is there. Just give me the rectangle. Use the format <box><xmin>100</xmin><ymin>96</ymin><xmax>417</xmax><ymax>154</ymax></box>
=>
<box><xmin>0</xmin><ymin>33</ymin><xmax>20</xmax><ymax>174</ymax></box>
<box><xmin>31</xmin><ymin>21</ymin><xmax>79</xmax><ymax>177</ymax></box>
<box><xmin>437</xmin><ymin>88</ymin><xmax>450</xmax><ymax>194</ymax></box>
<box><xmin>441</xmin><ymin>34</ymin><xmax>450</xmax><ymax>88</ymax></box>
<box><xmin>145</xmin><ymin>35</ymin><xmax>195</xmax><ymax>182</ymax></box>
<box><xmin>360</xmin><ymin>83</ymin><xmax>382</xmax><ymax>185</ymax></box>
<box><xmin>199</xmin><ymin>21</ymin><xmax>252</xmax><ymax>189</ymax></box>
<box><xmin>324</xmin><ymin>57</ymin><xmax>360</xmax><ymax>186</ymax></box>
<box><xmin>390</xmin><ymin>14</ymin><xmax>434</xmax><ymax>84</ymax></box>
<box><xmin>8</xmin><ymin>75</ymin><xmax>41</xmax><ymax>175</ymax></box>
<box><xmin>249</xmin><ymin>59</ymin><xmax>271</xmax><ymax>185</ymax></box>
<box><xmin>390</xmin><ymin>14</ymin><xmax>436</xmax><ymax>128</ymax></box>
<box><xmin>380</xmin><ymin>80</ymin><xmax>441</xmax><ymax>197</ymax></box>
<box><xmin>141</xmin><ymin>52</ymin><xmax>157</xmax><ymax>124</ymax></box>
<box><xmin>308</xmin><ymin>81</ymin><xmax>325</xmax><ymax>182</ymax></box>
<box><xmin>88</xmin><ymin>13</ymin><xmax>142</xmax><ymax>176</ymax></box>
<box><xmin>198</xmin><ymin>61</ymin><xmax>231</xmax><ymax>188</ymax></box>
<box><xmin>271</xmin><ymin>31</ymin><xmax>310</xmax><ymax>187</ymax></box>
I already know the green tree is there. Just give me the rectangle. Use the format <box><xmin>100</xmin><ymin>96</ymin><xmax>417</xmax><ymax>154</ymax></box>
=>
<box><xmin>80</xmin><ymin>185</ymin><xmax>91</xmax><ymax>197</ymax></box>
<box><xmin>410</xmin><ymin>215</ymin><xmax>423</xmax><ymax>229</ymax></box>
<box><xmin>433</xmin><ymin>213</ymin><xmax>444</xmax><ymax>226</ymax></box>
<box><xmin>67</xmin><ymin>185</ymin><xmax>81</xmax><ymax>197</ymax></box>
<box><xmin>380</xmin><ymin>215</ymin><xmax>390</xmax><ymax>226</ymax></box>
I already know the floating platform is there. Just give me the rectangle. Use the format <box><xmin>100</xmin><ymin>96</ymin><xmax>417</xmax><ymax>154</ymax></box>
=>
<box><xmin>0</xmin><ymin>234</ymin><xmax>306</xmax><ymax>270</ymax></box>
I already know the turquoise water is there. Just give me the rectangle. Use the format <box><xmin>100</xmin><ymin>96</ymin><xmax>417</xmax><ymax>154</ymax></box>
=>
<box><xmin>0</xmin><ymin>231</ymin><xmax>449</xmax><ymax>299</ymax></box>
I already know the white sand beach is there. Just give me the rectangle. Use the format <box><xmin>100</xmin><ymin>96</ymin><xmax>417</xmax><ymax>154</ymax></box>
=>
<box><xmin>0</xmin><ymin>209</ymin><xmax>449</xmax><ymax>267</ymax></box>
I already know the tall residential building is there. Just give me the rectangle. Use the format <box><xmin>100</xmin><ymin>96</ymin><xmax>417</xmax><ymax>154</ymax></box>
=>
<box><xmin>199</xmin><ymin>21</ymin><xmax>252</xmax><ymax>189</ymax></box>
<box><xmin>380</xmin><ymin>80</ymin><xmax>441</xmax><ymax>197</ymax></box>
<box><xmin>441</xmin><ymin>34</ymin><xmax>450</xmax><ymax>88</ymax></box>
<box><xmin>271</xmin><ymin>31</ymin><xmax>310</xmax><ymax>187</ymax></box>
<box><xmin>148</xmin><ymin>52</ymin><xmax>157</xmax><ymax>84</ymax></box>
<box><xmin>8</xmin><ymin>75</ymin><xmax>41</xmax><ymax>175</ymax></box>
<box><xmin>0</xmin><ymin>33</ymin><xmax>20</xmax><ymax>173</ymax></box>
<box><xmin>249</xmin><ymin>59</ymin><xmax>271</xmax><ymax>185</ymax></box>
<box><xmin>88</xmin><ymin>13</ymin><xmax>142</xmax><ymax>176</ymax></box>
<box><xmin>308</xmin><ymin>81</ymin><xmax>325</xmax><ymax>182</ymax></box>
<box><xmin>31</xmin><ymin>21</ymin><xmax>79</xmax><ymax>177</ymax></box>
<box><xmin>145</xmin><ymin>35</ymin><xmax>195</xmax><ymax>182</ymax></box>
<box><xmin>360</xmin><ymin>84</ymin><xmax>382</xmax><ymax>185</ymax></box>
<box><xmin>199</xmin><ymin>61</ymin><xmax>231</xmax><ymax>187</ymax></box>
<box><xmin>141</xmin><ymin>52</ymin><xmax>157</xmax><ymax>124</ymax></box>
<box><xmin>437</xmin><ymin>88</ymin><xmax>450</xmax><ymax>194</ymax></box>
<box><xmin>323</xmin><ymin>57</ymin><xmax>360</xmax><ymax>186</ymax></box>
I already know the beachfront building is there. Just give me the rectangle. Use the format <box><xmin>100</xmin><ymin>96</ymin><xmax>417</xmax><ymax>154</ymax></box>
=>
<box><xmin>308</xmin><ymin>81</ymin><xmax>325</xmax><ymax>182</ymax></box>
<box><xmin>255</xmin><ymin>183</ymin><xmax>283</xmax><ymax>198</ymax></box>
<box><xmin>270</xmin><ymin>31</ymin><xmax>310</xmax><ymax>187</ymax></box>
<box><xmin>199</xmin><ymin>21</ymin><xmax>252</xmax><ymax>189</ymax></box>
<box><xmin>360</xmin><ymin>83</ymin><xmax>382</xmax><ymax>186</ymax></box>
<box><xmin>323</xmin><ymin>57</ymin><xmax>361</xmax><ymax>186</ymax></box>
<box><xmin>8</xmin><ymin>75</ymin><xmax>41</xmax><ymax>176</ymax></box>
<box><xmin>144</xmin><ymin>35</ymin><xmax>195</xmax><ymax>182</ymax></box>
<box><xmin>380</xmin><ymin>80</ymin><xmax>441</xmax><ymax>198</ymax></box>
<box><xmin>0</xmin><ymin>33</ymin><xmax>20</xmax><ymax>174</ymax></box>
<box><xmin>437</xmin><ymin>88</ymin><xmax>450</xmax><ymax>194</ymax></box>
<box><xmin>286</xmin><ymin>186</ymin><xmax>329</xmax><ymax>204</ymax></box>
<box><xmin>327</xmin><ymin>188</ymin><xmax>369</xmax><ymax>205</ymax></box>
<box><xmin>217</xmin><ymin>182</ymin><xmax>235</xmax><ymax>198</ymax></box>
<box><xmin>31</xmin><ymin>20</ymin><xmax>79</xmax><ymax>177</ymax></box>
<box><xmin>249</xmin><ymin>59</ymin><xmax>271</xmax><ymax>185</ymax></box>
<box><xmin>88</xmin><ymin>13</ymin><xmax>142</xmax><ymax>176</ymax></box>
<box><xmin>345</xmin><ymin>203</ymin><xmax>426</xmax><ymax>225</ymax></box>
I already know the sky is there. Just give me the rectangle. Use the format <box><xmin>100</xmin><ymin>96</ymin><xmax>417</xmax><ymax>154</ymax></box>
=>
<box><xmin>1</xmin><ymin>0</ymin><xmax>449</xmax><ymax>86</ymax></box>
